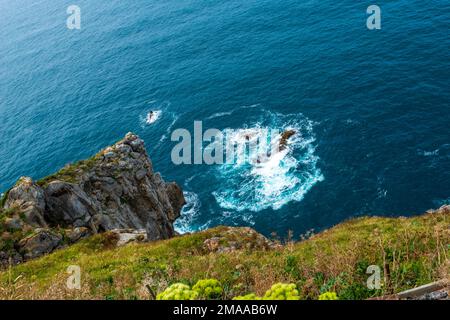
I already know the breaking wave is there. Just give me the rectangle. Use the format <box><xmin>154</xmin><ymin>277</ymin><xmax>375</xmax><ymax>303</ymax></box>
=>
<box><xmin>174</xmin><ymin>191</ymin><xmax>201</xmax><ymax>234</ymax></box>
<box><xmin>212</xmin><ymin>110</ymin><xmax>324</xmax><ymax>212</ymax></box>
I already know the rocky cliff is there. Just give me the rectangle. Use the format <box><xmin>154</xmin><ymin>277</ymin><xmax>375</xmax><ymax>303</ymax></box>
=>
<box><xmin>0</xmin><ymin>133</ymin><xmax>185</xmax><ymax>267</ymax></box>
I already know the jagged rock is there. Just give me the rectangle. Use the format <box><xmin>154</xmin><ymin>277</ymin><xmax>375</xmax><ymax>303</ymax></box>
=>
<box><xmin>426</xmin><ymin>205</ymin><xmax>450</xmax><ymax>216</ymax></box>
<box><xmin>204</xmin><ymin>237</ymin><xmax>222</xmax><ymax>252</ymax></box>
<box><xmin>135</xmin><ymin>169</ymin><xmax>148</xmax><ymax>180</ymax></box>
<box><xmin>203</xmin><ymin>227</ymin><xmax>277</xmax><ymax>253</ymax></box>
<box><xmin>0</xmin><ymin>133</ymin><xmax>185</xmax><ymax>266</ymax></box>
<box><xmin>0</xmin><ymin>252</ymin><xmax>7</xmax><ymax>268</ymax></box>
<box><xmin>416</xmin><ymin>290</ymin><xmax>448</xmax><ymax>300</ymax></box>
<box><xmin>4</xmin><ymin>177</ymin><xmax>47</xmax><ymax>227</ymax></box>
<box><xmin>66</xmin><ymin>227</ymin><xmax>91</xmax><ymax>243</ymax></box>
<box><xmin>165</xmin><ymin>182</ymin><xmax>186</xmax><ymax>221</ymax></box>
<box><xmin>112</xmin><ymin>229</ymin><xmax>148</xmax><ymax>246</ymax></box>
<box><xmin>18</xmin><ymin>229</ymin><xmax>63</xmax><ymax>260</ymax></box>
<box><xmin>279</xmin><ymin>130</ymin><xmax>296</xmax><ymax>151</ymax></box>
<box><xmin>0</xmin><ymin>250</ymin><xmax>22</xmax><ymax>268</ymax></box>
<box><xmin>380</xmin><ymin>280</ymin><xmax>450</xmax><ymax>300</ymax></box>
<box><xmin>44</xmin><ymin>181</ymin><xmax>96</xmax><ymax>228</ymax></box>
<box><xmin>3</xmin><ymin>217</ymin><xmax>23</xmax><ymax>231</ymax></box>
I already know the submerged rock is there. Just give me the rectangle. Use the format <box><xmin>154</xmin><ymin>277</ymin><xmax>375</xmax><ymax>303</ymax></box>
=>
<box><xmin>0</xmin><ymin>133</ymin><xmax>185</xmax><ymax>266</ymax></box>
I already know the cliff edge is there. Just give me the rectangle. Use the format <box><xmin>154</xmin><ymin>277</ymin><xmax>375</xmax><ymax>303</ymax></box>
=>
<box><xmin>0</xmin><ymin>133</ymin><xmax>185</xmax><ymax>266</ymax></box>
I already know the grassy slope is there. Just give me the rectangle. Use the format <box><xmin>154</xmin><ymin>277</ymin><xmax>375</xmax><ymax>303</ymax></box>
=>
<box><xmin>0</xmin><ymin>210</ymin><xmax>448</xmax><ymax>300</ymax></box>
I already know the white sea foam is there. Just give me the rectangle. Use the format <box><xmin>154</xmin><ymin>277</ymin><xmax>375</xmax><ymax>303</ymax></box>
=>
<box><xmin>174</xmin><ymin>191</ymin><xmax>201</xmax><ymax>234</ymax></box>
<box><xmin>212</xmin><ymin>112</ymin><xmax>324</xmax><ymax>212</ymax></box>
<box><xmin>145</xmin><ymin>110</ymin><xmax>162</xmax><ymax>124</ymax></box>
<box><xmin>205</xmin><ymin>104</ymin><xmax>261</xmax><ymax>120</ymax></box>
<box><xmin>240</xmin><ymin>103</ymin><xmax>261</xmax><ymax>109</ymax></box>
<box><xmin>206</xmin><ymin>111</ymin><xmax>234</xmax><ymax>120</ymax></box>
<box><xmin>139</xmin><ymin>100</ymin><xmax>172</xmax><ymax>129</ymax></box>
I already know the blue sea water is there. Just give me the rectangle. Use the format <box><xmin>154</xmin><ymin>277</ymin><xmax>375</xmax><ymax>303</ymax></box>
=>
<box><xmin>0</xmin><ymin>0</ymin><xmax>449</xmax><ymax>238</ymax></box>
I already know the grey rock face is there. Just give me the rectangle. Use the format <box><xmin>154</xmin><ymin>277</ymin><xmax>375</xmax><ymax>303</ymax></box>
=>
<box><xmin>3</xmin><ymin>217</ymin><xmax>23</xmax><ymax>231</ymax></box>
<box><xmin>112</xmin><ymin>229</ymin><xmax>148</xmax><ymax>246</ymax></box>
<box><xmin>0</xmin><ymin>133</ymin><xmax>185</xmax><ymax>265</ymax></box>
<box><xmin>66</xmin><ymin>227</ymin><xmax>91</xmax><ymax>243</ymax></box>
<box><xmin>44</xmin><ymin>182</ymin><xmax>96</xmax><ymax>228</ymax></box>
<box><xmin>18</xmin><ymin>229</ymin><xmax>63</xmax><ymax>260</ymax></box>
<box><xmin>4</xmin><ymin>177</ymin><xmax>47</xmax><ymax>227</ymax></box>
<box><xmin>0</xmin><ymin>251</ymin><xmax>22</xmax><ymax>268</ymax></box>
<box><xmin>202</xmin><ymin>227</ymin><xmax>279</xmax><ymax>253</ymax></box>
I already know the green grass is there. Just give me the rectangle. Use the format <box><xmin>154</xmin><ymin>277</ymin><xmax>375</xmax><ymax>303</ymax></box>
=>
<box><xmin>0</xmin><ymin>210</ymin><xmax>448</xmax><ymax>300</ymax></box>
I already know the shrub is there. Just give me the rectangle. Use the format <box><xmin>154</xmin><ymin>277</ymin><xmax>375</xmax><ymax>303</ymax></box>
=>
<box><xmin>284</xmin><ymin>255</ymin><xmax>301</xmax><ymax>278</ymax></box>
<box><xmin>338</xmin><ymin>283</ymin><xmax>372</xmax><ymax>300</ymax></box>
<box><xmin>192</xmin><ymin>279</ymin><xmax>223</xmax><ymax>299</ymax></box>
<box><xmin>156</xmin><ymin>283</ymin><xmax>198</xmax><ymax>300</ymax></box>
<box><xmin>318</xmin><ymin>292</ymin><xmax>339</xmax><ymax>300</ymax></box>
<box><xmin>233</xmin><ymin>293</ymin><xmax>261</xmax><ymax>300</ymax></box>
<box><xmin>263</xmin><ymin>283</ymin><xmax>300</xmax><ymax>300</ymax></box>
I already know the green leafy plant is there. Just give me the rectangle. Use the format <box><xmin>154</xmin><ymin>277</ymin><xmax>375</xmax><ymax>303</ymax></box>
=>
<box><xmin>156</xmin><ymin>283</ymin><xmax>198</xmax><ymax>300</ymax></box>
<box><xmin>192</xmin><ymin>279</ymin><xmax>223</xmax><ymax>299</ymax></box>
<box><xmin>318</xmin><ymin>291</ymin><xmax>339</xmax><ymax>300</ymax></box>
<box><xmin>284</xmin><ymin>255</ymin><xmax>301</xmax><ymax>278</ymax></box>
<box><xmin>263</xmin><ymin>283</ymin><xmax>300</xmax><ymax>300</ymax></box>
<box><xmin>233</xmin><ymin>293</ymin><xmax>261</xmax><ymax>300</ymax></box>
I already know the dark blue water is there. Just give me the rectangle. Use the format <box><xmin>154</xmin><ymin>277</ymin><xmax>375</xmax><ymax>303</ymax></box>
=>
<box><xmin>1</xmin><ymin>0</ymin><xmax>449</xmax><ymax>238</ymax></box>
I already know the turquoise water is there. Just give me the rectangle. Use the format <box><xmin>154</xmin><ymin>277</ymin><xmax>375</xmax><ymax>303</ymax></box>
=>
<box><xmin>1</xmin><ymin>1</ymin><xmax>449</xmax><ymax>237</ymax></box>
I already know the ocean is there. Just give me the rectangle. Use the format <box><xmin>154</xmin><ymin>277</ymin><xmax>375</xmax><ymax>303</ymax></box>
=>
<box><xmin>0</xmin><ymin>0</ymin><xmax>449</xmax><ymax>238</ymax></box>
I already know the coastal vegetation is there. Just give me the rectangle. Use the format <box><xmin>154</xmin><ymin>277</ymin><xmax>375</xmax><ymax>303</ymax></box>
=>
<box><xmin>0</xmin><ymin>207</ymin><xmax>447</xmax><ymax>300</ymax></box>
